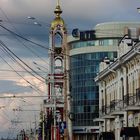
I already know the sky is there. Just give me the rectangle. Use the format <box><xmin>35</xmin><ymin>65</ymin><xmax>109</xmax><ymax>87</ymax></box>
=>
<box><xmin>0</xmin><ymin>0</ymin><xmax>140</xmax><ymax>138</ymax></box>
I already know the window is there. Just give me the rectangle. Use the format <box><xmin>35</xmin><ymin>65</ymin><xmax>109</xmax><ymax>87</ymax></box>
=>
<box><xmin>77</xmin><ymin>106</ymin><xmax>84</xmax><ymax>113</ymax></box>
<box><xmin>54</xmin><ymin>32</ymin><xmax>62</xmax><ymax>47</ymax></box>
<box><xmin>109</xmin><ymin>40</ymin><xmax>113</xmax><ymax>45</ymax></box>
<box><xmin>95</xmin><ymin>40</ymin><xmax>99</xmax><ymax>46</ymax></box>
<box><xmin>99</xmin><ymin>40</ymin><xmax>104</xmax><ymax>46</ymax></box>
<box><xmin>104</xmin><ymin>40</ymin><xmax>108</xmax><ymax>46</ymax></box>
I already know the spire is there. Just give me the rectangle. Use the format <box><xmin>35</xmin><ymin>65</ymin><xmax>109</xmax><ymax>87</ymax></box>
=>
<box><xmin>57</xmin><ymin>0</ymin><xmax>60</xmax><ymax>6</ymax></box>
<box><xmin>54</xmin><ymin>0</ymin><xmax>62</xmax><ymax>17</ymax></box>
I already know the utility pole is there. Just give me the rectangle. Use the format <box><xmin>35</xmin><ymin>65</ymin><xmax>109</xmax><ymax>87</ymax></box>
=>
<box><xmin>42</xmin><ymin>110</ymin><xmax>45</xmax><ymax>140</ymax></box>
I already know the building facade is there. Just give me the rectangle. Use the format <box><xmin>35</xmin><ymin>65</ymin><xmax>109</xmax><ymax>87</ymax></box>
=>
<box><xmin>67</xmin><ymin>22</ymin><xmax>140</xmax><ymax>140</ymax></box>
<box><xmin>95</xmin><ymin>31</ymin><xmax>140</xmax><ymax>140</ymax></box>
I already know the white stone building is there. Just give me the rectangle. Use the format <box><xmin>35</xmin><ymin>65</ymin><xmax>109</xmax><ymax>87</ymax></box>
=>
<box><xmin>95</xmin><ymin>32</ymin><xmax>140</xmax><ymax>140</ymax></box>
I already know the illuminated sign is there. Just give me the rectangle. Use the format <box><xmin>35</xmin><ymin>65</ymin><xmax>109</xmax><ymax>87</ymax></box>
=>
<box><xmin>72</xmin><ymin>29</ymin><xmax>96</xmax><ymax>41</ymax></box>
<box><xmin>80</xmin><ymin>30</ymin><xmax>95</xmax><ymax>41</ymax></box>
<box><xmin>72</xmin><ymin>28</ymin><xmax>80</xmax><ymax>37</ymax></box>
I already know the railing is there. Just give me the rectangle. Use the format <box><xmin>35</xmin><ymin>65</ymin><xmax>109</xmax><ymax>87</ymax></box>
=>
<box><xmin>99</xmin><ymin>89</ymin><xmax>140</xmax><ymax>116</ymax></box>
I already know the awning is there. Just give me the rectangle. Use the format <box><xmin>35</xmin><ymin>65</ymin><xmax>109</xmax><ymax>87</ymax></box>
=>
<box><xmin>99</xmin><ymin>132</ymin><xmax>115</xmax><ymax>140</ymax></box>
<box><xmin>120</xmin><ymin>127</ymin><xmax>140</xmax><ymax>137</ymax></box>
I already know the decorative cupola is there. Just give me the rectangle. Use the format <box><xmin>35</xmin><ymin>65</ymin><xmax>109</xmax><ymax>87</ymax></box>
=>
<box><xmin>51</xmin><ymin>0</ymin><xmax>66</xmax><ymax>31</ymax></box>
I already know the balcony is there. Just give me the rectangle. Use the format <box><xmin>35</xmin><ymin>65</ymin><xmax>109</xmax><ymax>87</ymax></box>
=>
<box><xmin>123</xmin><ymin>93</ymin><xmax>140</xmax><ymax>111</ymax></box>
<box><xmin>99</xmin><ymin>91</ymin><xmax>140</xmax><ymax>116</ymax></box>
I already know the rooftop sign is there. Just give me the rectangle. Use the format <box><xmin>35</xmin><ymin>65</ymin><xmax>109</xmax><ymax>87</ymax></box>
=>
<box><xmin>72</xmin><ymin>28</ymin><xmax>96</xmax><ymax>41</ymax></box>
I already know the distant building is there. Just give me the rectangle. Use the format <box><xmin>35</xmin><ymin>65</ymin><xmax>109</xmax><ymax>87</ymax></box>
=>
<box><xmin>68</xmin><ymin>22</ymin><xmax>140</xmax><ymax>140</ymax></box>
<box><xmin>95</xmin><ymin>28</ymin><xmax>140</xmax><ymax>140</ymax></box>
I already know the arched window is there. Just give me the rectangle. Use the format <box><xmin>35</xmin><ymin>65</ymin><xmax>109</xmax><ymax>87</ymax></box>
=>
<box><xmin>54</xmin><ymin>32</ymin><xmax>62</xmax><ymax>48</ymax></box>
<box><xmin>55</xmin><ymin>58</ymin><xmax>63</xmax><ymax>73</ymax></box>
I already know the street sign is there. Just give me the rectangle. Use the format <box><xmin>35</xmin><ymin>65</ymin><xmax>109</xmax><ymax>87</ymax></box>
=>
<box><xmin>59</xmin><ymin>121</ymin><xmax>66</xmax><ymax>134</ymax></box>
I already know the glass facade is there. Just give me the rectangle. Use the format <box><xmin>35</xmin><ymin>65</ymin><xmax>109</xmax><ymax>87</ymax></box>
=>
<box><xmin>70</xmin><ymin>51</ymin><xmax>117</xmax><ymax>126</ymax></box>
<box><xmin>70</xmin><ymin>39</ymin><xmax>118</xmax><ymax>49</ymax></box>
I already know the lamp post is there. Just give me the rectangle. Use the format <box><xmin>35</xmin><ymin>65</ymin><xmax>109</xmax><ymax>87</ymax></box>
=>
<box><xmin>27</xmin><ymin>16</ymin><xmax>35</xmax><ymax>20</ymax></box>
<box><xmin>27</xmin><ymin>16</ymin><xmax>42</xmax><ymax>26</ymax></box>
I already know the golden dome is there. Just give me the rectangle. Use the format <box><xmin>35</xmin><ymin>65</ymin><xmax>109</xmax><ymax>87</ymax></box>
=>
<box><xmin>51</xmin><ymin>17</ymin><xmax>65</xmax><ymax>29</ymax></box>
<box><xmin>50</xmin><ymin>1</ymin><xmax>66</xmax><ymax>30</ymax></box>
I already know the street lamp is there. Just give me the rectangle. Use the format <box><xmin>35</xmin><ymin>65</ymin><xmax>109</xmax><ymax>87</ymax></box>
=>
<box><xmin>27</xmin><ymin>16</ymin><xmax>36</xmax><ymax>20</ymax></box>
<box><xmin>33</xmin><ymin>22</ymin><xmax>42</xmax><ymax>27</ymax></box>
<box><xmin>27</xmin><ymin>16</ymin><xmax>42</xmax><ymax>26</ymax></box>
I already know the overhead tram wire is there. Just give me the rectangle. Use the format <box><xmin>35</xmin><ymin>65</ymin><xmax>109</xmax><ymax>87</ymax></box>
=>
<box><xmin>0</xmin><ymin>12</ymin><xmax>49</xmax><ymax>67</ymax></box>
<box><xmin>0</xmin><ymin>44</ymin><xmax>44</xmax><ymax>83</ymax></box>
<box><xmin>0</xmin><ymin>24</ymin><xmax>110</xmax><ymax>87</ymax></box>
<box><xmin>10</xmin><ymin>36</ymin><xmax>49</xmax><ymax>66</ymax></box>
<box><xmin>0</xmin><ymin>8</ymin><xmax>49</xmax><ymax>65</ymax></box>
<box><xmin>0</xmin><ymin>95</ymin><xmax>59</xmax><ymax>98</ymax></box>
<box><xmin>0</xmin><ymin>54</ymin><xmax>45</xmax><ymax>94</ymax></box>
<box><xmin>0</xmin><ymin>23</ymin><xmax>124</xmax><ymax>64</ymax></box>
<box><xmin>0</xmin><ymin>86</ymin><xmax>32</xmax><ymax>95</ymax></box>
<box><xmin>0</xmin><ymin>8</ymin><xmax>53</xmax><ymax>99</ymax></box>
<box><xmin>33</xmin><ymin>61</ymin><xmax>49</xmax><ymax>73</ymax></box>
<box><xmin>0</xmin><ymin>24</ymin><xmax>51</xmax><ymax>51</ymax></box>
<box><xmin>0</xmin><ymin>69</ymin><xmax>46</xmax><ymax>74</ymax></box>
<box><xmin>0</xmin><ymin>53</ymin><xmax>45</xmax><ymax>95</ymax></box>
<box><xmin>0</xmin><ymin>6</ymin><xmax>126</xmax><ymax>40</ymax></box>
<box><xmin>0</xmin><ymin>24</ymin><xmax>72</xmax><ymax>56</ymax></box>
<box><xmin>0</xmin><ymin>81</ymin><xmax>45</xmax><ymax>96</ymax></box>
<box><xmin>0</xmin><ymin>24</ymin><xmax>72</xmax><ymax>65</ymax></box>
<box><xmin>0</xmin><ymin>24</ymin><xmax>127</xmax><ymax>38</ymax></box>
<box><xmin>0</xmin><ymin>19</ymin><xmax>51</xmax><ymax>28</ymax></box>
<box><xmin>0</xmin><ymin>40</ymin><xmax>45</xmax><ymax>82</ymax></box>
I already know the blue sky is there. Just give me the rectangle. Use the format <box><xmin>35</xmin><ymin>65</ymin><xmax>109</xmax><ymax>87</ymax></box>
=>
<box><xmin>0</xmin><ymin>0</ymin><xmax>140</xmax><ymax>138</ymax></box>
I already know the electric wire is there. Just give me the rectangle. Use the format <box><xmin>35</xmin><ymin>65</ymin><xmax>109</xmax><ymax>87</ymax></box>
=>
<box><xmin>0</xmin><ymin>53</ymin><xmax>45</xmax><ymax>95</ymax></box>
<box><xmin>0</xmin><ymin>7</ymin><xmax>130</xmax><ymax>139</ymax></box>
<box><xmin>0</xmin><ymin>24</ymin><xmax>119</xmax><ymax>62</ymax></box>
<box><xmin>0</xmin><ymin>69</ymin><xmax>46</xmax><ymax>73</ymax></box>
<box><xmin>0</xmin><ymin>40</ymin><xmax>45</xmax><ymax>82</ymax></box>
<box><xmin>0</xmin><ymin>24</ymin><xmax>51</xmax><ymax>79</ymax></box>
<box><xmin>0</xmin><ymin>24</ymin><xmax>51</xmax><ymax>51</ymax></box>
<box><xmin>0</xmin><ymin>9</ymin><xmax>49</xmax><ymax>106</ymax></box>
<box><xmin>0</xmin><ymin>43</ymin><xmax>44</xmax><ymax>84</ymax></box>
<box><xmin>0</xmin><ymin>8</ymin><xmax>50</xmax><ymax>67</ymax></box>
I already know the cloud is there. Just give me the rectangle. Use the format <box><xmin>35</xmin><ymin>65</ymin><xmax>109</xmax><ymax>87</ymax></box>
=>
<box><xmin>0</xmin><ymin>80</ymin><xmax>32</xmax><ymax>94</ymax></box>
<box><xmin>0</xmin><ymin>0</ymin><xmax>140</xmax><ymax>138</ymax></box>
<box><xmin>1</xmin><ymin>0</ymin><xmax>140</xmax><ymax>29</ymax></box>
<box><xmin>0</xmin><ymin>74</ymin><xmax>46</xmax><ymax>137</ymax></box>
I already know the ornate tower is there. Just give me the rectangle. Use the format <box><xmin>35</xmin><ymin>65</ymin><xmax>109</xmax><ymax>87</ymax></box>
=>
<box><xmin>46</xmin><ymin>0</ymin><xmax>70</xmax><ymax>140</ymax></box>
